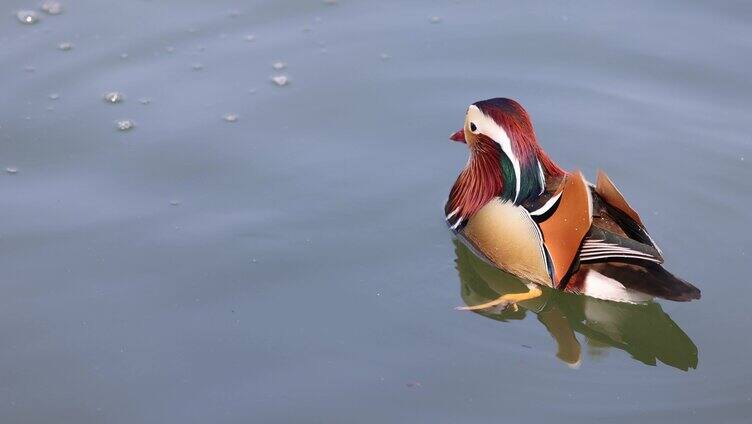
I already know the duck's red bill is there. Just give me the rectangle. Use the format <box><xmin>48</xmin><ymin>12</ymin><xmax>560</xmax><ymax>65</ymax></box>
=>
<box><xmin>450</xmin><ymin>129</ymin><xmax>466</xmax><ymax>143</ymax></box>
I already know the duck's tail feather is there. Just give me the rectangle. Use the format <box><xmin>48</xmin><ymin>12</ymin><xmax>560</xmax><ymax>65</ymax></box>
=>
<box><xmin>566</xmin><ymin>262</ymin><xmax>701</xmax><ymax>303</ymax></box>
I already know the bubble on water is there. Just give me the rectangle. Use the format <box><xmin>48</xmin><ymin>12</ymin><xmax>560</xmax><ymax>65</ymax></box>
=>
<box><xmin>169</xmin><ymin>200</ymin><xmax>181</xmax><ymax>206</ymax></box>
<box><xmin>5</xmin><ymin>167</ymin><xmax>18</xmax><ymax>175</ymax></box>
<box><xmin>17</xmin><ymin>10</ymin><xmax>39</xmax><ymax>24</ymax></box>
<box><xmin>380</xmin><ymin>53</ymin><xmax>390</xmax><ymax>61</ymax></box>
<box><xmin>244</xmin><ymin>34</ymin><xmax>256</xmax><ymax>42</ymax></box>
<box><xmin>271</xmin><ymin>75</ymin><xmax>289</xmax><ymax>86</ymax></box>
<box><xmin>165</xmin><ymin>46</ymin><xmax>175</xmax><ymax>53</ymax></box>
<box><xmin>58</xmin><ymin>41</ymin><xmax>73</xmax><ymax>51</ymax></box>
<box><xmin>40</xmin><ymin>1</ymin><xmax>63</xmax><ymax>15</ymax></box>
<box><xmin>139</xmin><ymin>97</ymin><xmax>151</xmax><ymax>105</ymax></box>
<box><xmin>192</xmin><ymin>63</ymin><xmax>204</xmax><ymax>71</ymax></box>
<box><xmin>103</xmin><ymin>91</ymin><xmax>125</xmax><ymax>103</ymax></box>
<box><xmin>49</xmin><ymin>93</ymin><xmax>59</xmax><ymax>100</ymax></box>
<box><xmin>116</xmin><ymin>120</ymin><xmax>135</xmax><ymax>131</ymax></box>
<box><xmin>429</xmin><ymin>16</ymin><xmax>441</xmax><ymax>24</ymax></box>
<box><xmin>272</xmin><ymin>61</ymin><xmax>287</xmax><ymax>70</ymax></box>
<box><xmin>223</xmin><ymin>113</ymin><xmax>238</xmax><ymax>122</ymax></box>
<box><xmin>120</xmin><ymin>52</ymin><xmax>129</xmax><ymax>59</ymax></box>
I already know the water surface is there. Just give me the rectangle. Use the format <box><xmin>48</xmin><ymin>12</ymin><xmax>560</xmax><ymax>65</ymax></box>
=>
<box><xmin>1</xmin><ymin>0</ymin><xmax>751</xmax><ymax>422</ymax></box>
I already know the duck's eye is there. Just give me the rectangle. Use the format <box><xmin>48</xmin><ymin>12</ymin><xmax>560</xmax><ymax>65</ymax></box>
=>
<box><xmin>470</xmin><ymin>122</ymin><xmax>477</xmax><ymax>132</ymax></box>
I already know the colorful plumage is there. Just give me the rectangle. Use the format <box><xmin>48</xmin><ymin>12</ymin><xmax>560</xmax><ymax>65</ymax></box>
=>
<box><xmin>445</xmin><ymin>98</ymin><xmax>700</xmax><ymax>308</ymax></box>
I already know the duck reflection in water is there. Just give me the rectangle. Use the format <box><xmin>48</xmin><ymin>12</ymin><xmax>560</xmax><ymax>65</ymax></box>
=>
<box><xmin>454</xmin><ymin>240</ymin><xmax>698</xmax><ymax>370</ymax></box>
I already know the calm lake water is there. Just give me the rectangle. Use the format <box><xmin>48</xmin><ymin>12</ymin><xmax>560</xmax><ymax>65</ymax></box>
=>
<box><xmin>1</xmin><ymin>0</ymin><xmax>751</xmax><ymax>422</ymax></box>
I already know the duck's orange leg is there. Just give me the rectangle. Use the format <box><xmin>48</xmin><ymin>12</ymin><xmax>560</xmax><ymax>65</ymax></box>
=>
<box><xmin>456</xmin><ymin>285</ymin><xmax>542</xmax><ymax>312</ymax></box>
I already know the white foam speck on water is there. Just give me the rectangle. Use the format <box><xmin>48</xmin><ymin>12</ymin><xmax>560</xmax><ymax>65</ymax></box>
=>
<box><xmin>40</xmin><ymin>1</ymin><xmax>63</xmax><ymax>15</ymax></box>
<box><xmin>103</xmin><ymin>92</ymin><xmax>125</xmax><ymax>103</ymax></box>
<box><xmin>244</xmin><ymin>34</ymin><xmax>256</xmax><ymax>42</ymax></box>
<box><xmin>429</xmin><ymin>16</ymin><xmax>441</xmax><ymax>23</ymax></box>
<box><xmin>139</xmin><ymin>98</ymin><xmax>152</xmax><ymax>105</ymax></box>
<box><xmin>49</xmin><ymin>93</ymin><xmax>60</xmax><ymax>100</ymax></box>
<box><xmin>5</xmin><ymin>167</ymin><xmax>18</xmax><ymax>175</ymax></box>
<box><xmin>380</xmin><ymin>53</ymin><xmax>390</xmax><ymax>60</ymax></box>
<box><xmin>271</xmin><ymin>75</ymin><xmax>289</xmax><ymax>86</ymax></box>
<box><xmin>272</xmin><ymin>61</ymin><xmax>287</xmax><ymax>70</ymax></box>
<box><xmin>192</xmin><ymin>63</ymin><xmax>204</xmax><ymax>71</ymax></box>
<box><xmin>223</xmin><ymin>113</ymin><xmax>238</xmax><ymax>123</ymax></box>
<box><xmin>17</xmin><ymin>10</ymin><xmax>39</xmax><ymax>24</ymax></box>
<box><xmin>116</xmin><ymin>120</ymin><xmax>135</xmax><ymax>131</ymax></box>
<box><xmin>58</xmin><ymin>41</ymin><xmax>73</xmax><ymax>51</ymax></box>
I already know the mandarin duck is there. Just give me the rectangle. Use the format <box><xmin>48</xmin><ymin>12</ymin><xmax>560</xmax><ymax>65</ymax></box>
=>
<box><xmin>445</xmin><ymin>98</ymin><xmax>700</xmax><ymax>310</ymax></box>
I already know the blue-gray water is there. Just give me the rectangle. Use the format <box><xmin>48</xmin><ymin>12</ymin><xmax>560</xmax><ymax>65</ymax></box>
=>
<box><xmin>1</xmin><ymin>0</ymin><xmax>751</xmax><ymax>422</ymax></box>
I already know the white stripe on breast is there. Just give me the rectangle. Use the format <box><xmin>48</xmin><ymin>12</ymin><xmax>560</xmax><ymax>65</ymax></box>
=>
<box><xmin>528</xmin><ymin>191</ymin><xmax>562</xmax><ymax>217</ymax></box>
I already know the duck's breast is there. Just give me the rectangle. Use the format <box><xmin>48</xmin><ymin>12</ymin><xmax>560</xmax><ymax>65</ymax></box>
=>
<box><xmin>461</xmin><ymin>199</ymin><xmax>553</xmax><ymax>287</ymax></box>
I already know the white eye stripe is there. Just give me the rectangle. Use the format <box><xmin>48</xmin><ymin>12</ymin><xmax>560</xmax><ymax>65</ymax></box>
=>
<box><xmin>467</xmin><ymin>105</ymin><xmax>521</xmax><ymax>203</ymax></box>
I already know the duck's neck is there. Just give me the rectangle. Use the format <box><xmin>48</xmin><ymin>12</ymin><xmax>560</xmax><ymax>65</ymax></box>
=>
<box><xmin>445</xmin><ymin>147</ymin><xmax>503</xmax><ymax>225</ymax></box>
<box><xmin>446</xmin><ymin>146</ymin><xmax>564</xmax><ymax>224</ymax></box>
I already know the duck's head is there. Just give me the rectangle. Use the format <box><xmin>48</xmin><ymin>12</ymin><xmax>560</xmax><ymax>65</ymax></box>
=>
<box><xmin>449</xmin><ymin>98</ymin><xmax>550</xmax><ymax>172</ymax></box>
<box><xmin>445</xmin><ymin>98</ymin><xmax>564</xmax><ymax>229</ymax></box>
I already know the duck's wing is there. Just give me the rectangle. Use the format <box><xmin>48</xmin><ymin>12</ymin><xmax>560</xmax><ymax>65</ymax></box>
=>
<box><xmin>526</xmin><ymin>169</ymin><xmax>666</xmax><ymax>286</ymax></box>
<box><xmin>580</xmin><ymin>170</ymin><xmax>664</xmax><ymax>264</ymax></box>
<box><xmin>579</xmin><ymin>227</ymin><xmax>663</xmax><ymax>264</ymax></box>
